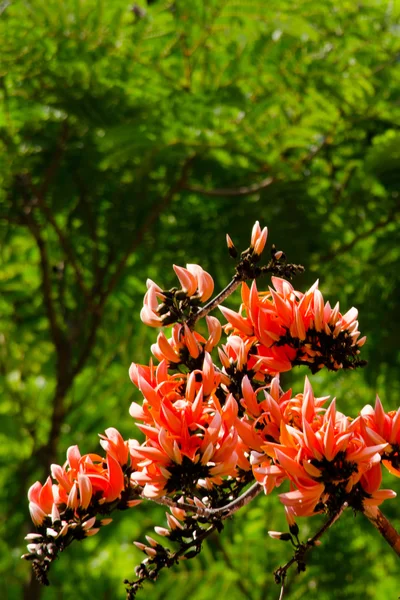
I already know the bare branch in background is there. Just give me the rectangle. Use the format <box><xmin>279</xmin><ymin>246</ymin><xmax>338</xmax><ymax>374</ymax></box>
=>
<box><xmin>98</xmin><ymin>154</ymin><xmax>197</xmax><ymax>308</ymax></box>
<box><xmin>320</xmin><ymin>208</ymin><xmax>400</xmax><ymax>262</ymax></box>
<box><xmin>185</xmin><ymin>175</ymin><xmax>275</xmax><ymax>197</ymax></box>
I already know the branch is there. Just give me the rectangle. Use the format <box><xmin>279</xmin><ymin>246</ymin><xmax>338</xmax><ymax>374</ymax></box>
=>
<box><xmin>38</xmin><ymin>121</ymin><xmax>69</xmax><ymax>199</ymax></box>
<box><xmin>184</xmin><ymin>176</ymin><xmax>275</xmax><ymax>197</ymax></box>
<box><xmin>150</xmin><ymin>482</ymin><xmax>263</xmax><ymax>519</ymax></box>
<box><xmin>193</xmin><ymin>276</ymin><xmax>241</xmax><ymax>323</ymax></box>
<box><xmin>362</xmin><ymin>506</ymin><xmax>400</xmax><ymax>557</ymax></box>
<box><xmin>210</xmin><ymin>481</ymin><xmax>263</xmax><ymax>517</ymax></box>
<box><xmin>15</xmin><ymin>166</ymin><xmax>93</xmax><ymax>312</ymax></box>
<box><xmin>71</xmin><ymin>311</ymin><xmax>102</xmax><ymax>378</ymax></box>
<box><xmin>182</xmin><ymin>130</ymin><xmax>330</xmax><ymax>198</ymax></box>
<box><xmin>97</xmin><ymin>155</ymin><xmax>197</xmax><ymax>310</ymax></box>
<box><xmin>274</xmin><ymin>503</ymin><xmax>348</xmax><ymax>589</ymax></box>
<box><xmin>71</xmin><ymin>156</ymin><xmax>197</xmax><ymax>380</ymax></box>
<box><xmin>319</xmin><ymin>210</ymin><xmax>400</xmax><ymax>262</ymax></box>
<box><xmin>126</xmin><ymin>521</ymin><xmax>219</xmax><ymax>600</ymax></box>
<box><xmin>37</xmin><ymin>198</ymin><xmax>93</xmax><ymax>308</ymax></box>
<box><xmin>21</xmin><ymin>211</ymin><xmax>74</xmax><ymax>475</ymax></box>
<box><xmin>33</xmin><ymin>122</ymin><xmax>94</xmax><ymax>308</ymax></box>
<box><xmin>127</xmin><ymin>483</ymin><xmax>263</xmax><ymax>599</ymax></box>
<box><xmin>15</xmin><ymin>125</ymin><xmax>94</xmax><ymax>309</ymax></box>
<box><xmin>22</xmin><ymin>212</ymin><xmax>65</xmax><ymax>354</ymax></box>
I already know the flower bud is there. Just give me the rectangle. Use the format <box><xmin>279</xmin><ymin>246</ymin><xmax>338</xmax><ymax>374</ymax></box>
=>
<box><xmin>268</xmin><ymin>531</ymin><xmax>292</xmax><ymax>541</ymax></box>
<box><xmin>154</xmin><ymin>526</ymin><xmax>170</xmax><ymax>537</ymax></box>
<box><xmin>226</xmin><ymin>234</ymin><xmax>238</xmax><ymax>258</ymax></box>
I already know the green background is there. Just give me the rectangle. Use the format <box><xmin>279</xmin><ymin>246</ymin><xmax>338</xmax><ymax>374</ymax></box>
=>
<box><xmin>0</xmin><ymin>1</ymin><xmax>399</xmax><ymax>598</ymax></box>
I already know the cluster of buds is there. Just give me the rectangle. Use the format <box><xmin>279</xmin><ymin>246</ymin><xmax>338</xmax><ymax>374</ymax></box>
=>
<box><xmin>127</xmin><ymin>498</ymin><xmax>219</xmax><ymax>599</ymax></box>
<box><xmin>227</xmin><ymin>221</ymin><xmax>268</xmax><ymax>262</ymax></box>
<box><xmin>23</xmin><ymin>430</ymin><xmax>143</xmax><ymax>583</ymax></box>
<box><xmin>150</xmin><ymin>316</ymin><xmax>221</xmax><ymax>369</ymax></box>
<box><xmin>22</xmin><ymin>514</ymin><xmax>113</xmax><ymax>585</ymax></box>
<box><xmin>141</xmin><ymin>264</ymin><xmax>214</xmax><ymax>328</ymax></box>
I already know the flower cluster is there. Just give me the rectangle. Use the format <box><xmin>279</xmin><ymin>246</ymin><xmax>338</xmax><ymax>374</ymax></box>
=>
<box><xmin>23</xmin><ymin>430</ymin><xmax>142</xmax><ymax>583</ymax></box>
<box><xmin>23</xmin><ymin>221</ymin><xmax>399</xmax><ymax>598</ymax></box>
<box><xmin>150</xmin><ymin>317</ymin><xmax>222</xmax><ymax>368</ymax></box>
<box><xmin>359</xmin><ymin>397</ymin><xmax>400</xmax><ymax>478</ymax></box>
<box><xmin>141</xmin><ymin>264</ymin><xmax>214</xmax><ymax>328</ymax></box>
<box><xmin>128</xmin><ymin>354</ymin><xmax>239</xmax><ymax>497</ymax></box>
<box><xmin>220</xmin><ymin>277</ymin><xmax>366</xmax><ymax>375</ymax></box>
<box><xmin>249</xmin><ymin>378</ymin><xmax>395</xmax><ymax>516</ymax></box>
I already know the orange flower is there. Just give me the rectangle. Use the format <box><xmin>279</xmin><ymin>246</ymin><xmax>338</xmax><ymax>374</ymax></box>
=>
<box><xmin>218</xmin><ymin>335</ymin><xmax>292</xmax><ymax>383</ymax></box>
<box><xmin>249</xmin><ymin>379</ymin><xmax>394</xmax><ymax>516</ymax></box>
<box><xmin>359</xmin><ymin>397</ymin><xmax>400</xmax><ymax>477</ymax></box>
<box><xmin>28</xmin><ymin>435</ymin><xmax>131</xmax><ymax>530</ymax></box>
<box><xmin>236</xmin><ymin>376</ymin><xmax>327</xmax><ymax>454</ymax></box>
<box><xmin>250</xmin><ymin>221</ymin><xmax>268</xmax><ymax>257</ymax></box>
<box><xmin>28</xmin><ymin>477</ymin><xmax>56</xmax><ymax>526</ymax></box>
<box><xmin>51</xmin><ymin>442</ymin><xmax>127</xmax><ymax>509</ymax></box>
<box><xmin>129</xmin><ymin>353</ymin><xmax>221</xmax><ymax>430</ymax></box>
<box><xmin>151</xmin><ymin>318</ymin><xmax>222</xmax><ymax>366</ymax></box>
<box><xmin>360</xmin><ymin>462</ymin><xmax>396</xmax><ymax>506</ymax></box>
<box><xmin>173</xmin><ymin>264</ymin><xmax>214</xmax><ymax>302</ymax></box>
<box><xmin>140</xmin><ymin>280</ymin><xmax>166</xmax><ymax>327</ymax></box>
<box><xmin>129</xmin><ymin>363</ymin><xmax>239</xmax><ymax>497</ymax></box>
<box><xmin>99</xmin><ymin>427</ymin><xmax>129</xmax><ymax>466</ymax></box>
<box><xmin>220</xmin><ymin>278</ymin><xmax>366</xmax><ymax>375</ymax></box>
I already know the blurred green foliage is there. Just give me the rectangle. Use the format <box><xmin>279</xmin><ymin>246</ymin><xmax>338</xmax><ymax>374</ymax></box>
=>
<box><xmin>0</xmin><ymin>0</ymin><xmax>399</xmax><ymax>599</ymax></box>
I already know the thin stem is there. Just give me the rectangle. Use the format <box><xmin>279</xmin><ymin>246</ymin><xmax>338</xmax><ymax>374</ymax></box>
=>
<box><xmin>362</xmin><ymin>506</ymin><xmax>400</xmax><ymax>557</ymax></box>
<box><xmin>127</xmin><ymin>523</ymin><xmax>218</xmax><ymax>599</ymax></box>
<box><xmin>128</xmin><ymin>484</ymin><xmax>263</xmax><ymax>598</ymax></box>
<box><xmin>308</xmin><ymin>502</ymin><xmax>347</xmax><ymax>543</ymax></box>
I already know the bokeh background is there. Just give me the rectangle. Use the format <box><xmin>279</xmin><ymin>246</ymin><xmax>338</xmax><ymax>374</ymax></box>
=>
<box><xmin>1</xmin><ymin>1</ymin><xmax>400</xmax><ymax>599</ymax></box>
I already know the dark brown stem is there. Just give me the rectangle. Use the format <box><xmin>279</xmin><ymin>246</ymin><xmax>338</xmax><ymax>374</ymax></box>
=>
<box><xmin>362</xmin><ymin>505</ymin><xmax>400</xmax><ymax>557</ymax></box>
<box><xmin>21</xmin><ymin>211</ymin><xmax>72</xmax><ymax>599</ymax></box>
<box><xmin>71</xmin><ymin>311</ymin><xmax>102</xmax><ymax>378</ymax></box>
<box><xmin>24</xmin><ymin>214</ymin><xmax>66</xmax><ymax>353</ymax></box>
<box><xmin>22</xmin><ymin>125</ymin><xmax>93</xmax><ymax>308</ymax></box>
<box><xmin>37</xmin><ymin>197</ymin><xmax>93</xmax><ymax>307</ymax></box>
<box><xmin>38</xmin><ymin>121</ymin><xmax>69</xmax><ymax>198</ymax></box>
<box><xmin>210</xmin><ymin>481</ymin><xmax>263</xmax><ymax>517</ymax></box>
